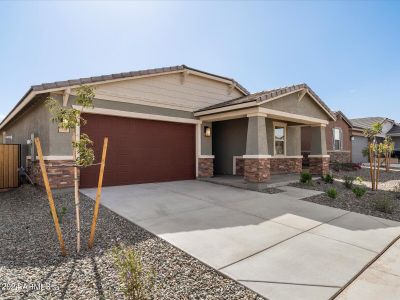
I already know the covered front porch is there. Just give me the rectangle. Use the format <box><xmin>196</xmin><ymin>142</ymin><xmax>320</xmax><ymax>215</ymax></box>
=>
<box><xmin>195</xmin><ymin>86</ymin><xmax>334</xmax><ymax>183</ymax></box>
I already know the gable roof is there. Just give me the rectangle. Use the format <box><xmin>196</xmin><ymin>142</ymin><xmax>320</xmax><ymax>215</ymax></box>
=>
<box><xmin>388</xmin><ymin>123</ymin><xmax>400</xmax><ymax>135</ymax></box>
<box><xmin>29</xmin><ymin>65</ymin><xmax>249</xmax><ymax>95</ymax></box>
<box><xmin>0</xmin><ymin>65</ymin><xmax>248</xmax><ymax>130</ymax></box>
<box><xmin>350</xmin><ymin>117</ymin><xmax>394</xmax><ymax>130</ymax></box>
<box><xmin>334</xmin><ymin>111</ymin><xmax>353</xmax><ymax>127</ymax></box>
<box><xmin>195</xmin><ymin>83</ymin><xmax>336</xmax><ymax>120</ymax></box>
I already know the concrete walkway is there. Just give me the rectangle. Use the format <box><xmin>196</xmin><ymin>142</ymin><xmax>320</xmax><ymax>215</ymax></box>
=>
<box><xmin>81</xmin><ymin>180</ymin><xmax>400</xmax><ymax>300</ymax></box>
<box><xmin>336</xmin><ymin>238</ymin><xmax>400</xmax><ymax>300</ymax></box>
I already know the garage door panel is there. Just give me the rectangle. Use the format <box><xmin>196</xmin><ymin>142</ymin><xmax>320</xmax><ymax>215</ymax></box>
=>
<box><xmin>80</xmin><ymin>114</ymin><xmax>196</xmax><ymax>188</ymax></box>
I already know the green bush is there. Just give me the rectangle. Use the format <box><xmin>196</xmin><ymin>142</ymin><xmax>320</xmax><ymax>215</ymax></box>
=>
<box><xmin>372</xmin><ymin>197</ymin><xmax>397</xmax><ymax>214</ymax></box>
<box><xmin>300</xmin><ymin>171</ymin><xmax>312</xmax><ymax>184</ymax></box>
<box><xmin>343</xmin><ymin>176</ymin><xmax>355</xmax><ymax>189</ymax></box>
<box><xmin>352</xmin><ymin>186</ymin><xmax>366</xmax><ymax>198</ymax></box>
<box><xmin>322</xmin><ymin>174</ymin><xmax>334</xmax><ymax>184</ymax></box>
<box><xmin>327</xmin><ymin>188</ymin><xmax>338</xmax><ymax>199</ymax></box>
<box><xmin>113</xmin><ymin>245</ymin><xmax>155</xmax><ymax>300</ymax></box>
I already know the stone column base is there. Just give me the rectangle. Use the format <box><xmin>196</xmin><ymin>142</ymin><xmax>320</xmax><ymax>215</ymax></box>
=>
<box><xmin>327</xmin><ymin>151</ymin><xmax>351</xmax><ymax>164</ymax></box>
<box><xmin>270</xmin><ymin>157</ymin><xmax>303</xmax><ymax>174</ymax></box>
<box><xmin>244</xmin><ymin>158</ymin><xmax>270</xmax><ymax>183</ymax></box>
<box><xmin>198</xmin><ymin>157</ymin><xmax>214</xmax><ymax>178</ymax></box>
<box><xmin>309</xmin><ymin>156</ymin><xmax>330</xmax><ymax>176</ymax></box>
<box><xmin>27</xmin><ymin>158</ymin><xmax>75</xmax><ymax>189</ymax></box>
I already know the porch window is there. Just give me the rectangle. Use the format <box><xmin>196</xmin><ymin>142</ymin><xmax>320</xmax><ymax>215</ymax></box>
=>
<box><xmin>274</xmin><ymin>123</ymin><xmax>286</xmax><ymax>155</ymax></box>
<box><xmin>333</xmin><ymin>128</ymin><xmax>342</xmax><ymax>150</ymax></box>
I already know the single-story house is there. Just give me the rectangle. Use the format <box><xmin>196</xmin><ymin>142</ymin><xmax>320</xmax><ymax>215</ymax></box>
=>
<box><xmin>0</xmin><ymin>65</ymin><xmax>336</xmax><ymax>188</ymax></box>
<box><xmin>302</xmin><ymin>111</ymin><xmax>353</xmax><ymax>165</ymax></box>
<box><xmin>350</xmin><ymin>117</ymin><xmax>399</xmax><ymax>163</ymax></box>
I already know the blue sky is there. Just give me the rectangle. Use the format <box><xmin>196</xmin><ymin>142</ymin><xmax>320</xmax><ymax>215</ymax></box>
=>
<box><xmin>0</xmin><ymin>1</ymin><xmax>399</xmax><ymax>121</ymax></box>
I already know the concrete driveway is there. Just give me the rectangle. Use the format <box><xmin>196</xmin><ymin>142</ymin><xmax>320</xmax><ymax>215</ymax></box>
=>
<box><xmin>81</xmin><ymin>180</ymin><xmax>400</xmax><ymax>300</ymax></box>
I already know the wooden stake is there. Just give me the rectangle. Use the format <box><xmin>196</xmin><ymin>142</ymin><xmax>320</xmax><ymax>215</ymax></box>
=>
<box><xmin>88</xmin><ymin>137</ymin><xmax>108</xmax><ymax>249</ymax></box>
<box><xmin>34</xmin><ymin>138</ymin><xmax>67</xmax><ymax>257</ymax></box>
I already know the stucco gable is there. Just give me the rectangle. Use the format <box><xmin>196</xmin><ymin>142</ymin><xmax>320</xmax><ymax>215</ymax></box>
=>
<box><xmin>93</xmin><ymin>72</ymin><xmax>244</xmax><ymax>112</ymax></box>
<box><xmin>261</xmin><ymin>93</ymin><xmax>330</xmax><ymax>121</ymax></box>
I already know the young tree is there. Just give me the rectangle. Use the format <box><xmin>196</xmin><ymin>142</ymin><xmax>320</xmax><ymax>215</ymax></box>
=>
<box><xmin>383</xmin><ymin>136</ymin><xmax>395</xmax><ymax>172</ymax></box>
<box><xmin>46</xmin><ymin>85</ymin><xmax>95</xmax><ymax>253</ymax></box>
<box><xmin>363</xmin><ymin>122</ymin><xmax>382</xmax><ymax>191</ymax></box>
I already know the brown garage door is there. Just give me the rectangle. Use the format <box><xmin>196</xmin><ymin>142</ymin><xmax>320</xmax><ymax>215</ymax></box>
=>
<box><xmin>80</xmin><ymin>114</ymin><xmax>196</xmax><ymax>188</ymax></box>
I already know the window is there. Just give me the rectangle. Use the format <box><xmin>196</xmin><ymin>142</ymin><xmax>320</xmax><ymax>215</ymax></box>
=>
<box><xmin>274</xmin><ymin>123</ymin><xmax>286</xmax><ymax>155</ymax></box>
<box><xmin>333</xmin><ymin>128</ymin><xmax>342</xmax><ymax>150</ymax></box>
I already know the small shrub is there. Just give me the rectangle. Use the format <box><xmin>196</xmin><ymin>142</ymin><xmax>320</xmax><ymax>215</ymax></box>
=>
<box><xmin>372</xmin><ymin>197</ymin><xmax>397</xmax><ymax>214</ymax></box>
<box><xmin>355</xmin><ymin>176</ymin><xmax>363</xmax><ymax>184</ymax></box>
<box><xmin>327</xmin><ymin>188</ymin><xmax>338</xmax><ymax>199</ymax></box>
<box><xmin>322</xmin><ymin>174</ymin><xmax>334</xmax><ymax>184</ymax></box>
<box><xmin>352</xmin><ymin>186</ymin><xmax>366</xmax><ymax>198</ymax></box>
<box><xmin>343</xmin><ymin>176</ymin><xmax>355</xmax><ymax>189</ymax></box>
<box><xmin>113</xmin><ymin>244</ymin><xmax>156</xmax><ymax>300</ymax></box>
<box><xmin>300</xmin><ymin>171</ymin><xmax>312</xmax><ymax>184</ymax></box>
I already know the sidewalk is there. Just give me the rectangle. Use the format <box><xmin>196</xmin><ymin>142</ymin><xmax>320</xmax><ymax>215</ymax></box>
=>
<box><xmin>336</xmin><ymin>237</ymin><xmax>400</xmax><ymax>300</ymax></box>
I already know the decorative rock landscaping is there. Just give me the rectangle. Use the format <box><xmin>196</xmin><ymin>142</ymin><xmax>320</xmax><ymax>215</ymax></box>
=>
<box><xmin>0</xmin><ymin>185</ymin><xmax>263</xmax><ymax>300</ymax></box>
<box><xmin>291</xmin><ymin>167</ymin><xmax>400</xmax><ymax>222</ymax></box>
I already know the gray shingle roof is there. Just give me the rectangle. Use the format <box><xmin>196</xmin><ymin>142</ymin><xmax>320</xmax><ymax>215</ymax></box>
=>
<box><xmin>195</xmin><ymin>83</ymin><xmax>335</xmax><ymax>120</ymax></box>
<box><xmin>388</xmin><ymin>124</ymin><xmax>400</xmax><ymax>135</ymax></box>
<box><xmin>350</xmin><ymin>117</ymin><xmax>388</xmax><ymax>129</ymax></box>
<box><xmin>30</xmin><ymin>64</ymin><xmax>249</xmax><ymax>95</ymax></box>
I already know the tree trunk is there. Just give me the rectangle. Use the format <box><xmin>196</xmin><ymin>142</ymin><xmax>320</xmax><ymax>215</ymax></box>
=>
<box><xmin>376</xmin><ymin>154</ymin><xmax>381</xmax><ymax>190</ymax></box>
<box><xmin>72</xmin><ymin>131</ymin><xmax>81</xmax><ymax>253</ymax></box>
<box><xmin>369</xmin><ymin>143</ymin><xmax>374</xmax><ymax>191</ymax></box>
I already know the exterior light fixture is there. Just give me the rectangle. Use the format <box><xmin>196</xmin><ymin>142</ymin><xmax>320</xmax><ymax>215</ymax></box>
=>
<box><xmin>204</xmin><ymin>126</ymin><xmax>211</xmax><ymax>137</ymax></box>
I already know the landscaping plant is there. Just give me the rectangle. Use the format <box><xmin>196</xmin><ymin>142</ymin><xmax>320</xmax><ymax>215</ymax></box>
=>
<box><xmin>300</xmin><ymin>171</ymin><xmax>312</xmax><ymax>184</ymax></box>
<box><xmin>46</xmin><ymin>85</ymin><xmax>95</xmax><ymax>253</ymax></box>
<box><xmin>363</xmin><ymin>122</ymin><xmax>383</xmax><ymax>191</ymax></box>
<box><xmin>326</xmin><ymin>187</ymin><xmax>337</xmax><ymax>199</ymax></box>
<box><xmin>343</xmin><ymin>176</ymin><xmax>354</xmax><ymax>189</ymax></box>
<box><xmin>322</xmin><ymin>174</ymin><xmax>334</xmax><ymax>184</ymax></box>
<box><xmin>352</xmin><ymin>186</ymin><xmax>366</xmax><ymax>198</ymax></box>
<box><xmin>383</xmin><ymin>136</ymin><xmax>395</xmax><ymax>172</ymax></box>
<box><xmin>113</xmin><ymin>244</ymin><xmax>156</xmax><ymax>300</ymax></box>
<box><xmin>372</xmin><ymin>197</ymin><xmax>397</xmax><ymax>214</ymax></box>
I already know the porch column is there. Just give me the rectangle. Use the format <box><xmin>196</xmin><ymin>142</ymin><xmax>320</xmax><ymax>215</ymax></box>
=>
<box><xmin>309</xmin><ymin>125</ymin><xmax>329</xmax><ymax>175</ymax></box>
<box><xmin>285</xmin><ymin>125</ymin><xmax>303</xmax><ymax>173</ymax></box>
<box><xmin>243</xmin><ymin>115</ymin><xmax>271</xmax><ymax>182</ymax></box>
<box><xmin>198</xmin><ymin>122</ymin><xmax>214</xmax><ymax>178</ymax></box>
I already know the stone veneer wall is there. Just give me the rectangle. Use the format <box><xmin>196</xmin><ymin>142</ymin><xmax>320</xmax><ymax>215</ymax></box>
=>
<box><xmin>27</xmin><ymin>159</ymin><xmax>75</xmax><ymax>189</ymax></box>
<box><xmin>309</xmin><ymin>157</ymin><xmax>330</xmax><ymax>176</ymax></box>
<box><xmin>244</xmin><ymin>158</ymin><xmax>270</xmax><ymax>182</ymax></box>
<box><xmin>235</xmin><ymin>158</ymin><xmax>245</xmax><ymax>176</ymax></box>
<box><xmin>327</xmin><ymin>151</ymin><xmax>351</xmax><ymax>164</ymax></box>
<box><xmin>270</xmin><ymin>158</ymin><xmax>302</xmax><ymax>174</ymax></box>
<box><xmin>198</xmin><ymin>158</ymin><xmax>214</xmax><ymax>178</ymax></box>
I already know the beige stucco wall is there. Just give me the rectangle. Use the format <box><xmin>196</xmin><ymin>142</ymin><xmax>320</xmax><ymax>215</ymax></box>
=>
<box><xmin>261</xmin><ymin>93</ymin><xmax>330</xmax><ymax>121</ymax></box>
<box><xmin>94</xmin><ymin>72</ymin><xmax>244</xmax><ymax>111</ymax></box>
<box><xmin>1</xmin><ymin>94</ymin><xmax>51</xmax><ymax>166</ymax></box>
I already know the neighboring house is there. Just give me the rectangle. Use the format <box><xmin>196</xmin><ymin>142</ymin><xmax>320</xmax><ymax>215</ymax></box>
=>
<box><xmin>387</xmin><ymin>123</ymin><xmax>400</xmax><ymax>159</ymax></box>
<box><xmin>0</xmin><ymin>65</ymin><xmax>335</xmax><ymax>188</ymax></box>
<box><xmin>350</xmin><ymin>117</ymin><xmax>397</xmax><ymax>163</ymax></box>
<box><xmin>302</xmin><ymin>111</ymin><xmax>352</xmax><ymax>165</ymax></box>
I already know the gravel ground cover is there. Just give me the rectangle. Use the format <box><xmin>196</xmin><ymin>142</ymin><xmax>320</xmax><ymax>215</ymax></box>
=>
<box><xmin>290</xmin><ymin>168</ymin><xmax>400</xmax><ymax>222</ymax></box>
<box><xmin>0</xmin><ymin>185</ymin><xmax>263</xmax><ymax>300</ymax></box>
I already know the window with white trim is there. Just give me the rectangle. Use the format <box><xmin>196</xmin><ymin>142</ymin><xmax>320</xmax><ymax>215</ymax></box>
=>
<box><xmin>274</xmin><ymin>123</ymin><xmax>286</xmax><ymax>155</ymax></box>
<box><xmin>333</xmin><ymin>128</ymin><xmax>342</xmax><ymax>150</ymax></box>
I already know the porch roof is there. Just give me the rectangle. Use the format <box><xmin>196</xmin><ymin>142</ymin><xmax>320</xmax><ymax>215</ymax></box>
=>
<box><xmin>195</xmin><ymin>83</ymin><xmax>336</xmax><ymax>121</ymax></box>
